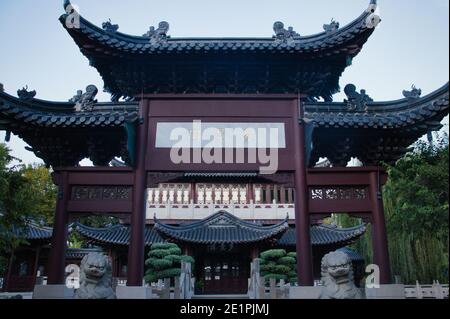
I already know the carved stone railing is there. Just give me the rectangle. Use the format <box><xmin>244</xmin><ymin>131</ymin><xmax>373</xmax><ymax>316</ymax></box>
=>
<box><xmin>404</xmin><ymin>281</ymin><xmax>449</xmax><ymax>299</ymax></box>
<box><xmin>147</xmin><ymin>202</ymin><xmax>294</xmax><ymax>220</ymax></box>
<box><xmin>248</xmin><ymin>259</ymin><xmax>290</xmax><ymax>299</ymax></box>
<box><xmin>148</xmin><ymin>262</ymin><xmax>195</xmax><ymax>299</ymax></box>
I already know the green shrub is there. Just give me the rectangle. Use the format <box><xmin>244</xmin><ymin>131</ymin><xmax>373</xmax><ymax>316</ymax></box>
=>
<box><xmin>259</xmin><ymin>249</ymin><xmax>296</xmax><ymax>284</ymax></box>
<box><xmin>287</xmin><ymin>252</ymin><xmax>297</xmax><ymax>259</ymax></box>
<box><xmin>144</xmin><ymin>242</ymin><xmax>194</xmax><ymax>284</ymax></box>
<box><xmin>278</xmin><ymin>256</ymin><xmax>296</xmax><ymax>265</ymax></box>
<box><xmin>260</xmin><ymin>249</ymin><xmax>286</xmax><ymax>260</ymax></box>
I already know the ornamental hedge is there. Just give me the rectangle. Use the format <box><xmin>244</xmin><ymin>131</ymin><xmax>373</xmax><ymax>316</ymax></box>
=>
<box><xmin>259</xmin><ymin>249</ymin><xmax>297</xmax><ymax>284</ymax></box>
<box><xmin>144</xmin><ymin>243</ymin><xmax>195</xmax><ymax>283</ymax></box>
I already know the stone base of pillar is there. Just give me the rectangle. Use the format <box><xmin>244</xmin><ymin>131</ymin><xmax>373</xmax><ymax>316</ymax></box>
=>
<box><xmin>32</xmin><ymin>285</ymin><xmax>74</xmax><ymax>299</ymax></box>
<box><xmin>289</xmin><ymin>286</ymin><xmax>321</xmax><ymax>299</ymax></box>
<box><xmin>116</xmin><ymin>286</ymin><xmax>153</xmax><ymax>299</ymax></box>
<box><xmin>365</xmin><ymin>284</ymin><xmax>405</xmax><ymax>299</ymax></box>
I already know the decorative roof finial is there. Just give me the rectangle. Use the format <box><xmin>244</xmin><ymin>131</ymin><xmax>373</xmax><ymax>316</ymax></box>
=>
<box><xmin>0</xmin><ymin>83</ymin><xmax>4</xmax><ymax>93</ymax></box>
<box><xmin>323</xmin><ymin>19</ymin><xmax>340</xmax><ymax>33</ymax></box>
<box><xmin>144</xmin><ymin>21</ymin><xmax>170</xmax><ymax>44</ymax></box>
<box><xmin>70</xmin><ymin>85</ymin><xmax>98</xmax><ymax>112</ymax></box>
<box><xmin>365</xmin><ymin>0</ymin><xmax>381</xmax><ymax>29</ymax></box>
<box><xmin>273</xmin><ymin>21</ymin><xmax>300</xmax><ymax>43</ymax></box>
<box><xmin>17</xmin><ymin>86</ymin><xmax>36</xmax><ymax>101</ymax></box>
<box><xmin>403</xmin><ymin>85</ymin><xmax>422</xmax><ymax>100</ymax></box>
<box><xmin>344</xmin><ymin>84</ymin><xmax>373</xmax><ymax>112</ymax></box>
<box><xmin>102</xmin><ymin>19</ymin><xmax>119</xmax><ymax>33</ymax></box>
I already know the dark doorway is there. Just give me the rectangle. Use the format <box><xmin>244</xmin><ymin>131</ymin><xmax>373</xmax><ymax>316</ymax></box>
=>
<box><xmin>196</xmin><ymin>251</ymin><xmax>250</xmax><ymax>295</ymax></box>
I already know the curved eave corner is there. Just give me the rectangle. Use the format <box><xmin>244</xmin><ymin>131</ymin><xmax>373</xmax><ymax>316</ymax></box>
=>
<box><xmin>305</xmin><ymin>82</ymin><xmax>449</xmax><ymax>130</ymax></box>
<box><xmin>0</xmin><ymin>87</ymin><xmax>139</xmax><ymax>129</ymax></box>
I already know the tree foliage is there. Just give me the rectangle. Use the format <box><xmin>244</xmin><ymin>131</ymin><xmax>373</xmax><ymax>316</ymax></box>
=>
<box><xmin>0</xmin><ymin>143</ymin><xmax>57</xmax><ymax>275</ymax></box>
<box><xmin>334</xmin><ymin>136</ymin><xmax>449</xmax><ymax>284</ymax></box>
<box><xmin>382</xmin><ymin>137</ymin><xmax>449</xmax><ymax>284</ymax></box>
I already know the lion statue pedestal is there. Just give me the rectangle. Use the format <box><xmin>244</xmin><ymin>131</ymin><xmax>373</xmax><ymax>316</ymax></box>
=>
<box><xmin>75</xmin><ymin>252</ymin><xmax>117</xmax><ymax>299</ymax></box>
<box><xmin>319</xmin><ymin>250</ymin><xmax>363</xmax><ymax>299</ymax></box>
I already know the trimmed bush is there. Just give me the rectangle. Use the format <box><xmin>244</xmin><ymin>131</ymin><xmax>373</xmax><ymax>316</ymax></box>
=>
<box><xmin>259</xmin><ymin>249</ymin><xmax>297</xmax><ymax>284</ymax></box>
<box><xmin>278</xmin><ymin>256</ymin><xmax>296</xmax><ymax>265</ymax></box>
<box><xmin>144</xmin><ymin>242</ymin><xmax>195</xmax><ymax>284</ymax></box>
<box><xmin>287</xmin><ymin>252</ymin><xmax>296</xmax><ymax>259</ymax></box>
<box><xmin>260</xmin><ymin>249</ymin><xmax>286</xmax><ymax>260</ymax></box>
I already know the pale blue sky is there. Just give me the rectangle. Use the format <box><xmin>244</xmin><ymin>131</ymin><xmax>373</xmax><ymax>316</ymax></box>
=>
<box><xmin>0</xmin><ymin>0</ymin><xmax>448</xmax><ymax>165</ymax></box>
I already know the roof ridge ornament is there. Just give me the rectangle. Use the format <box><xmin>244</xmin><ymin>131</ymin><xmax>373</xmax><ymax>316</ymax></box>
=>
<box><xmin>102</xmin><ymin>19</ymin><xmax>119</xmax><ymax>33</ymax></box>
<box><xmin>143</xmin><ymin>21</ymin><xmax>170</xmax><ymax>44</ymax></box>
<box><xmin>403</xmin><ymin>85</ymin><xmax>422</xmax><ymax>100</ymax></box>
<box><xmin>0</xmin><ymin>83</ymin><xmax>4</xmax><ymax>93</ymax></box>
<box><xmin>365</xmin><ymin>0</ymin><xmax>381</xmax><ymax>29</ymax></box>
<box><xmin>70</xmin><ymin>85</ymin><xmax>98</xmax><ymax>112</ymax></box>
<box><xmin>344</xmin><ymin>84</ymin><xmax>373</xmax><ymax>112</ymax></box>
<box><xmin>17</xmin><ymin>86</ymin><xmax>36</xmax><ymax>101</ymax></box>
<box><xmin>273</xmin><ymin>21</ymin><xmax>300</xmax><ymax>43</ymax></box>
<box><xmin>323</xmin><ymin>19</ymin><xmax>340</xmax><ymax>33</ymax></box>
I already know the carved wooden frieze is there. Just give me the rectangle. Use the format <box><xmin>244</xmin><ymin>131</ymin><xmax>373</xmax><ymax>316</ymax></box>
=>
<box><xmin>309</xmin><ymin>187</ymin><xmax>368</xmax><ymax>201</ymax></box>
<box><xmin>72</xmin><ymin>186</ymin><xmax>132</xmax><ymax>201</ymax></box>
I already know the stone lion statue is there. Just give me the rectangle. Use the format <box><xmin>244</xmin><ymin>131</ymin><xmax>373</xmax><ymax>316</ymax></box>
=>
<box><xmin>75</xmin><ymin>252</ymin><xmax>116</xmax><ymax>299</ymax></box>
<box><xmin>319</xmin><ymin>250</ymin><xmax>363</xmax><ymax>299</ymax></box>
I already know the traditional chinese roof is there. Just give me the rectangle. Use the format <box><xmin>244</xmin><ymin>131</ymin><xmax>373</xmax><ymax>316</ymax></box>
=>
<box><xmin>74</xmin><ymin>223</ymin><xmax>165</xmax><ymax>246</ymax></box>
<box><xmin>73</xmin><ymin>212</ymin><xmax>365</xmax><ymax>247</ymax></box>
<box><xmin>60</xmin><ymin>0</ymin><xmax>380</xmax><ymax>100</ymax></box>
<box><xmin>154</xmin><ymin>211</ymin><xmax>289</xmax><ymax>244</ymax></box>
<box><xmin>277</xmin><ymin>224</ymin><xmax>366</xmax><ymax>247</ymax></box>
<box><xmin>11</xmin><ymin>222</ymin><xmax>53</xmax><ymax>242</ymax></box>
<box><xmin>0</xmin><ymin>87</ymin><xmax>139</xmax><ymax>167</ymax></box>
<box><xmin>306</xmin><ymin>83</ymin><xmax>449</xmax><ymax>166</ymax></box>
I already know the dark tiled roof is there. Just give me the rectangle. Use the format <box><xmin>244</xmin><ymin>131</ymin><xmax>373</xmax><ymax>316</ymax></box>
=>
<box><xmin>74</xmin><ymin>214</ymin><xmax>365</xmax><ymax>247</ymax></box>
<box><xmin>60</xmin><ymin>1</ymin><xmax>377</xmax><ymax>56</ymax></box>
<box><xmin>154</xmin><ymin>211</ymin><xmax>289</xmax><ymax>244</ymax></box>
<box><xmin>59</xmin><ymin>1</ymin><xmax>379</xmax><ymax>99</ymax></box>
<box><xmin>74</xmin><ymin>223</ymin><xmax>165</xmax><ymax>246</ymax></box>
<box><xmin>277</xmin><ymin>224</ymin><xmax>366</xmax><ymax>247</ymax></box>
<box><xmin>305</xmin><ymin>83</ymin><xmax>449</xmax><ymax>130</ymax></box>
<box><xmin>12</xmin><ymin>222</ymin><xmax>53</xmax><ymax>241</ymax></box>
<box><xmin>0</xmin><ymin>90</ymin><xmax>138</xmax><ymax>129</ymax></box>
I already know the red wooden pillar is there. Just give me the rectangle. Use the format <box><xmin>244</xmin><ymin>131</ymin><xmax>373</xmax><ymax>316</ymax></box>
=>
<box><xmin>250</xmin><ymin>247</ymin><xmax>259</xmax><ymax>260</ymax></box>
<box><xmin>47</xmin><ymin>171</ymin><xmax>69</xmax><ymax>285</ymax></box>
<box><xmin>127</xmin><ymin>99</ymin><xmax>150</xmax><ymax>287</ymax></box>
<box><xmin>369</xmin><ymin>170</ymin><xmax>392</xmax><ymax>284</ymax></box>
<box><xmin>293</xmin><ymin>98</ymin><xmax>314</xmax><ymax>286</ymax></box>
<box><xmin>31</xmin><ymin>246</ymin><xmax>42</xmax><ymax>287</ymax></box>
